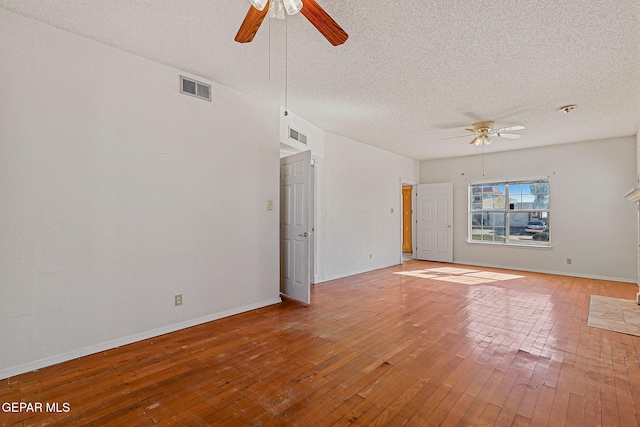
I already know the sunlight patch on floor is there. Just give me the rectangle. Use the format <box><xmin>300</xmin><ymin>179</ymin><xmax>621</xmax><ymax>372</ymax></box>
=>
<box><xmin>393</xmin><ymin>272</ymin><xmax>440</xmax><ymax>279</ymax></box>
<box><xmin>394</xmin><ymin>267</ymin><xmax>525</xmax><ymax>285</ymax></box>
<box><xmin>431</xmin><ymin>275</ymin><xmax>495</xmax><ymax>285</ymax></box>
<box><xmin>422</xmin><ymin>267</ymin><xmax>479</xmax><ymax>275</ymax></box>
<box><xmin>464</xmin><ymin>271</ymin><xmax>525</xmax><ymax>281</ymax></box>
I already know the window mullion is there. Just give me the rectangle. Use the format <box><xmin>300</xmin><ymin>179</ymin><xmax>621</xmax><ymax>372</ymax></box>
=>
<box><xmin>505</xmin><ymin>184</ymin><xmax>510</xmax><ymax>242</ymax></box>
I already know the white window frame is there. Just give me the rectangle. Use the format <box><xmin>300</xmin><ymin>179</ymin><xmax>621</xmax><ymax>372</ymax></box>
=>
<box><xmin>468</xmin><ymin>177</ymin><xmax>551</xmax><ymax>247</ymax></box>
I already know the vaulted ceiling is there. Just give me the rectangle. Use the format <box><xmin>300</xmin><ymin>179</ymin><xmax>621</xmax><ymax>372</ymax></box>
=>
<box><xmin>2</xmin><ymin>0</ymin><xmax>639</xmax><ymax>160</ymax></box>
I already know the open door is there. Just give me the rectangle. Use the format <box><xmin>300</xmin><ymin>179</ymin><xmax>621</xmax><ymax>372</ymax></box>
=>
<box><xmin>416</xmin><ymin>183</ymin><xmax>453</xmax><ymax>262</ymax></box>
<box><xmin>280</xmin><ymin>150</ymin><xmax>311</xmax><ymax>304</ymax></box>
<box><xmin>402</xmin><ymin>186</ymin><xmax>413</xmax><ymax>253</ymax></box>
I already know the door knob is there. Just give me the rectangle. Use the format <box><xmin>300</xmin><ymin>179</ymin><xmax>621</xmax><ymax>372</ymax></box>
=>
<box><xmin>298</xmin><ymin>232</ymin><xmax>309</xmax><ymax>237</ymax></box>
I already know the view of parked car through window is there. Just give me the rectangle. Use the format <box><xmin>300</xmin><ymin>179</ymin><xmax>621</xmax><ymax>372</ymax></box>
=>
<box><xmin>525</xmin><ymin>220</ymin><xmax>548</xmax><ymax>233</ymax></box>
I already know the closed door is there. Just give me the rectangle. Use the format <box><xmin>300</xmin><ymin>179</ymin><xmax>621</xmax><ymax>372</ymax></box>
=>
<box><xmin>416</xmin><ymin>183</ymin><xmax>453</xmax><ymax>262</ymax></box>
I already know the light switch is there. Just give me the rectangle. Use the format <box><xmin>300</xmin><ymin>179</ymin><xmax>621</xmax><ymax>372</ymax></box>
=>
<box><xmin>267</xmin><ymin>200</ymin><xmax>273</xmax><ymax>211</ymax></box>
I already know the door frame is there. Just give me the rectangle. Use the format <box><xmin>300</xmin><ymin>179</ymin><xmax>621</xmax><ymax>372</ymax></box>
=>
<box><xmin>310</xmin><ymin>161</ymin><xmax>318</xmax><ymax>284</ymax></box>
<box><xmin>399</xmin><ymin>178</ymin><xmax>417</xmax><ymax>263</ymax></box>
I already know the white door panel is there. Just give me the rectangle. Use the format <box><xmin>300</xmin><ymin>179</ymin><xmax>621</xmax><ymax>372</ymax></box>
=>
<box><xmin>280</xmin><ymin>151</ymin><xmax>311</xmax><ymax>304</ymax></box>
<box><xmin>416</xmin><ymin>183</ymin><xmax>453</xmax><ymax>262</ymax></box>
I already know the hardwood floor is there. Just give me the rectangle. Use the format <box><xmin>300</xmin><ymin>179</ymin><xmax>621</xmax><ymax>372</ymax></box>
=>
<box><xmin>2</xmin><ymin>260</ymin><xmax>640</xmax><ymax>426</ymax></box>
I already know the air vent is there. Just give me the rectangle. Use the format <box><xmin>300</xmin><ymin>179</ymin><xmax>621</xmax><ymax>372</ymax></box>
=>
<box><xmin>180</xmin><ymin>76</ymin><xmax>211</xmax><ymax>101</ymax></box>
<box><xmin>289</xmin><ymin>127</ymin><xmax>308</xmax><ymax>144</ymax></box>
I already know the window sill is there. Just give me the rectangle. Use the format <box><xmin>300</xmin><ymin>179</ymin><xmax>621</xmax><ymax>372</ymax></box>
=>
<box><xmin>467</xmin><ymin>240</ymin><xmax>553</xmax><ymax>249</ymax></box>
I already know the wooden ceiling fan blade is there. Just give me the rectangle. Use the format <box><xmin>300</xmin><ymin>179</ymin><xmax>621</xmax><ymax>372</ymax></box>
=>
<box><xmin>235</xmin><ymin>3</ymin><xmax>270</xmax><ymax>43</ymax></box>
<box><xmin>495</xmin><ymin>133</ymin><xmax>521</xmax><ymax>139</ymax></box>
<box><xmin>299</xmin><ymin>0</ymin><xmax>348</xmax><ymax>46</ymax></box>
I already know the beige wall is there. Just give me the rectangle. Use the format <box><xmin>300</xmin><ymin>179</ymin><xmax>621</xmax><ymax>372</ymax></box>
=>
<box><xmin>420</xmin><ymin>136</ymin><xmax>637</xmax><ymax>281</ymax></box>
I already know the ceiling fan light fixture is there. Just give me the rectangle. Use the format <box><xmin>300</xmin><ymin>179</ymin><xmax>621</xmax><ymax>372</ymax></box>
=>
<box><xmin>249</xmin><ymin>0</ymin><xmax>268</xmax><ymax>11</ymax></box>
<box><xmin>484</xmin><ymin>135</ymin><xmax>492</xmax><ymax>145</ymax></box>
<box><xmin>283</xmin><ymin>0</ymin><xmax>303</xmax><ymax>15</ymax></box>
<box><xmin>235</xmin><ymin>0</ymin><xmax>348</xmax><ymax>46</ymax></box>
<box><xmin>268</xmin><ymin>0</ymin><xmax>285</xmax><ymax>19</ymax></box>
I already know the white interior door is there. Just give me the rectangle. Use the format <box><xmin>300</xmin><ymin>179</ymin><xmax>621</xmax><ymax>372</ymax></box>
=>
<box><xmin>416</xmin><ymin>183</ymin><xmax>453</xmax><ymax>262</ymax></box>
<box><xmin>280</xmin><ymin>150</ymin><xmax>311</xmax><ymax>304</ymax></box>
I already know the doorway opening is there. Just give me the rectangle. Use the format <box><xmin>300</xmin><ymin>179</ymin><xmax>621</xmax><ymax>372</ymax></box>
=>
<box><xmin>400</xmin><ymin>178</ymin><xmax>417</xmax><ymax>263</ymax></box>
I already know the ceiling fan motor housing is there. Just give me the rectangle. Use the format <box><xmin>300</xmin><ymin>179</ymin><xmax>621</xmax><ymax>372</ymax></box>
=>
<box><xmin>472</xmin><ymin>121</ymin><xmax>495</xmax><ymax>132</ymax></box>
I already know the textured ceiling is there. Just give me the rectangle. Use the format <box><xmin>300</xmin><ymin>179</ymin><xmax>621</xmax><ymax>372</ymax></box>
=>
<box><xmin>2</xmin><ymin>0</ymin><xmax>639</xmax><ymax>160</ymax></box>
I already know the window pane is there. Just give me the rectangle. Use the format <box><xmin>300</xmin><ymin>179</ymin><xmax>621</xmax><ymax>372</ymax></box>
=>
<box><xmin>534</xmin><ymin>194</ymin><xmax>550</xmax><ymax>210</ymax></box>
<box><xmin>521</xmin><ymin>196</ymin><xmax>535</xmax><ymax>208</ymax></box>
<box><xmin>510</xmin><ymin>212</ymin><xmax>530</xmax><ymax>232</ymax></box>
<box><xmin>492</xmin><ymin>185</ymin><xmax>506</xmax><ymax>210</ymax></box>
<box><xmin>473</xmin><ymin>185</ymin><xmax>506</xmax><ymax>210</ymax></box>
<box><xmin>509</xmin><ymin>213</ymin><xmax>549</xmax><ymax>245</ymax></box>
<box><xmin>493</xmin><ymin>185</ymin><xmax>505</xmax><ymax>195</ymax></box>
<box><xmin>509</xmin><ymin>197</ymin><xmax>519</xmax><ymax>209</ymax></box>
<box><xmin>470</xmin><ymin>212</ymin><xmax>506</xmax><ymax>242</ymax></box>
<box><xmin>531</xmin><ymin>183</ymin><xmax>550</xmax><ymax>209</ymax></box>
<box><xmin>471</xmin><ymin>186</ymin><xmax>495</xmax><ymax>210</ymax></box>
<box><xmin>470</xmin><ymin>212</ymin><xmax>484</xmax><ymax>241</ymax></box>
<box><xmin>508</xmin><ymin>212</ymin><xmax>532</xmax><ymax>244</ymax></box>
<box><xmin>531</xmin><ymin>183</ymin><xmax>549</xmax><ymax>195</ymax></box>
<box><xmin>487</xmin><ymin>212</ymin><xmax>506</xmax><ymax>242</ymax></box>
<box><xmin>470</xmin><ymin>194</ymin><xmax>482</xmax><ymax>210</ymax></box>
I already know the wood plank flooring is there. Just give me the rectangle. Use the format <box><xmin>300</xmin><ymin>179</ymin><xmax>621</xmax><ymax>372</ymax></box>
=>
<box><xmin>2</xmin><ymin>260</ymin><xmax>640</xmax><ymax>426</ymax></box>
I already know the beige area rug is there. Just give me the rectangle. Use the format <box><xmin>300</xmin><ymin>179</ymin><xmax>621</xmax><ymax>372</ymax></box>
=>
<box><xmin>588</xmin><ymin>295</ymin><xmax>640</xmax><ymax>337</ymax></box>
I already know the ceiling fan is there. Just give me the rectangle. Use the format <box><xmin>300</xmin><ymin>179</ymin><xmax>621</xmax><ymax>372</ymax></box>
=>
<box><xmin>445</xmin><ymin>121</ymin><xmax>525</xmax><ymax>146</ymax></box>
<box><xmin>235</xmin><ymin>0</ymin><xmax>348</xmax><ymax>46</ymax></box>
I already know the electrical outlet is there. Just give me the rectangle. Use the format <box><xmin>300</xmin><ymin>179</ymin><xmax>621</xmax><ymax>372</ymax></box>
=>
<box><xmin>175</xmin><ymin>294</ymin><xmax>183</xmax><ymax>306</ymax></box>
<box><xmin>369</xmin><ymin>254</ymin><xmax>372</xmax><ymax>260</ymax></box>
<box><xmin>566</xmin><ymin>258</ymin><xmax>572</xmax><ymax>265</ymax></box>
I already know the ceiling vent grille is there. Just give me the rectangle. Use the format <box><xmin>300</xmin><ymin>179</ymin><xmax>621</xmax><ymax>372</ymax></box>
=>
<box><xmin>180</xmin><ymin>76</ymin><xmax>211</xmax><ymax>101</ymax></box>
<box><xmin>289</xmin><ymin>127</ymin><xmax>308</xmax><ymax>144</ymax></box>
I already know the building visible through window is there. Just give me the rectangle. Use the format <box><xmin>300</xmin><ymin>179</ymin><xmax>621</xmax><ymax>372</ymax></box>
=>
<box><xmin>469</xmin><ymin>178</ymin><xmax>550</xmax><ymax>246</ymax></box>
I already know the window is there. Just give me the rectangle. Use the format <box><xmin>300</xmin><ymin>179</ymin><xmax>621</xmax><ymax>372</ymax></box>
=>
<box><xmin>469</xmin><ymin>178</ymin><xmax>550</xmax><ymax>246</ymax></box>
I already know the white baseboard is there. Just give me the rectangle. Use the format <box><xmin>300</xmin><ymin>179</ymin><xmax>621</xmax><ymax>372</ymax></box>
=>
<box><xmin>453</xmin><ymin>260</ymin><xmax>636</xmax><ymax>284</ymax></box>
<box><xmin>0</xmin><ymin>297</ymin><xmax>282</xmax><ymax>381</ymax></box>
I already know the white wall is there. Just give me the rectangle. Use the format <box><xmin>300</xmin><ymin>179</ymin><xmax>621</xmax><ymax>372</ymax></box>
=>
<box><xmin>316</xmin><ymin>133</ymin><xmax>419</xmax><ymax>282</ymax></box>
<box><xmin>0</xmin><ymin>10</ymin><xmax>281</xmax><ymax>378</ymax></box>
<box><xmin>419</xmin><ymin>136</ymin><xmax>637</xmax><ymax>282</ymax></box>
